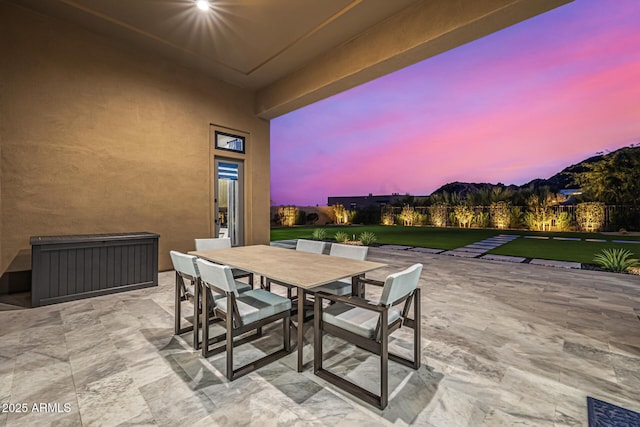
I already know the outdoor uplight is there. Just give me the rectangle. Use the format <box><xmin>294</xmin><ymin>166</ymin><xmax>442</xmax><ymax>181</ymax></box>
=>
<box><xmin>196</xmin><ymin>0</ymin><xmax>210</xmax><ymax>11</ymax></box>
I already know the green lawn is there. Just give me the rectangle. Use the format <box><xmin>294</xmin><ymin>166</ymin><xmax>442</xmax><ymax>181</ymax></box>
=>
<box><xmin>489</xmin><ymin>239</ymin><xmax>640</xmax><ymax>264</ymax></box>
<box><xmin>270</xmin><ymin>225</ymin><xmax>640</xmax><ymax>263</ymax></box>
<box><xmin>271</xmin><ymin>225</ymin><xmax>498</xmax><ymax>250</ymax></box>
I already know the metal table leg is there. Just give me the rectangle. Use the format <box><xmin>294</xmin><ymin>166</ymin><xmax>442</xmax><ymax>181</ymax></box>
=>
<box><xmin>297</xmin><ymin>288</ymin><xmax>305</xmax><ymax>372</ymax></box>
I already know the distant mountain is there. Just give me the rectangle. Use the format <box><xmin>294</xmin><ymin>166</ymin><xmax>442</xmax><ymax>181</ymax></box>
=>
<box><xmin>431</xmin><ymin>181</ymin><xmax>519</xmax><ymax>197</ymax></box>
<box><xmin>430</xmin><ymin>145</ymin><xmax>638</xmax><ymax>196</ymax></box>
<box><xmin>521</xmin><ymin>152</ymin><xmax>605</xmax><ymax>191</ymax></box>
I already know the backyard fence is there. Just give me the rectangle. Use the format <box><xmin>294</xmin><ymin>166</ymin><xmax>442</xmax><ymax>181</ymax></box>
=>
<box><xmin>380</xmin><ymin>204</ymin><xmax>640</xmax><ymax>232</ymax></box>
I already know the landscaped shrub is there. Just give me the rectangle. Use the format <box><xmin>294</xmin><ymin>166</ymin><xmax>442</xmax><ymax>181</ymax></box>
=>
<box><xmin>524</xmin><ymin>194</ymin><xmax>554</xmax><ymax>231</ymax></box>
<box><xmin>295</xmin><ymin>209</ymin><xmax>306</xmax><ymax>225</ymax></box>
<box><xmin>305</xmin><ymin>212</ymin><xmax>319</xmax><ymax>224</ymax></box>
<box><xmin>353</xmin><ymin>206</ymin><xmax>381</xmax><ymax>225</ymax></box>
<box><xmin>523</xmin><ymin>212</ymin><xmax>540</xmax><ymax>231</ymax></box>
<box><xmin>609</xmin><ymin>207</ymin><xmax>640</xmax><ymax>232</ymax></box>
<box><xmin>399</xmin><ymin>205</ymin><xmax>415</xmax><ymax>226</ymax></box>
<box><xmin>311</xmin><ymin>228</ymin><xmax>327</xmax><ymax>240</ymax></box>
<box><xmin>555</xmin><ymin>211</ymin><xmax>573</xmax><ymax>231</ymax></box>
<box><xmin>381</xmin><ymin>206</ymin><xmax>395</xmax><ymax>225</ymax></box>
<box><xmin>448</xmin><ymin>211</ymin><xmax>457</xmax><ymax>226</ymax></box>
<box><xmin>474</xmin><ymin>211</ymin><xmax>490</xmax><ymax>228</ymax></box>
<box><xmin>415</xmin><ymin>212</ymin><xmax>429</xmax><ymax>225</ymax></box>
<box><xmin>277</xmin><ymin>206</ymin><xmax>298</xmax><ymax>227</ymax></box>
<box><xmin>429</xmin><ymin>204</ymin><xmax>448</xmax><ymax>227</ymax></box>
<box><xmin>334</xmin><ymin>231</ymin><xmax>349</xmax><ymax>243</ymax></box>
<box><xmin>359</xmin><ymin>232</ymin><xmax>377</xmax><ymax>245</ymax></box>
<box><xmin>490</xmin><ymin>201</ymin><xmax>511</xmax><ymax>229</ymax></box>
<box><xmin>576</xmin><ymin>202</ymin><xmax>605</xmax><ymax>232</ymax></box>
<box><xmin>332</xmin><ymin>204</ymin><xmax>347</xmax><ymax>224</ymax></box>
<box><xmin>510</xmin><ymin>206</ymin><xmax>523</xmax><ymax>228</ymax></box>
<box><xmin>453</xmin><ymin>205</ymin><xmax>474</xmax><ymax>228</ymax></box>
<box><xmin>593</xmin><ymin>248</ymin><xmax>639</xmax><ymax>273</ymax></box>
<box><xmin>346</xmin><ymin>209</ymin><xmax>357</xmax><ymax>224</ymax></box>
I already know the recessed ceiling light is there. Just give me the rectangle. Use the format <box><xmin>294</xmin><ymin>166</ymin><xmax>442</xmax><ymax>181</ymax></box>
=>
<box><xmin>196</xmin><ymin>0</ymin><xmax>210</xmax><ymax>11</ymax></box>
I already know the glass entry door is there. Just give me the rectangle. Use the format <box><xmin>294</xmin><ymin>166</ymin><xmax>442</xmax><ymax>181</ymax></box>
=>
<box><xmin>213</xmin><ymin>158</ymin><xmax>244</xmax><ymax>246</ymax></box>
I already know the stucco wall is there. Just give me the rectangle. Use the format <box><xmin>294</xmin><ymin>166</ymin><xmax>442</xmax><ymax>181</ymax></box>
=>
<box><xmin>0</xmin><ymin>140</ymin><xmax>3</xmax><ymax>274</ymax></box>
<box><xmin>0</xmin><ymin>2</ymin><xmax>270</xmax><ymax>272</ymax></box>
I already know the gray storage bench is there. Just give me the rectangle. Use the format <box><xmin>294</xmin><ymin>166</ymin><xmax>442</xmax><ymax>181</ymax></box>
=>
<box><xmin>30</xmin><ymin>232</ymin><xmax>159</xmax><ymax>307</ymax></box>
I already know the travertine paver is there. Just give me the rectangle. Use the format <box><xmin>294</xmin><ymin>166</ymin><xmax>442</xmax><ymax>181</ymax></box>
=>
<box><xmin>441</xmin><ymin>250</ymin><xmax>482</xmax><ymax>258</ymax></box>
<box><xmin>1</xmin><ymin>247</ymin><xmax>639</xmax><ymax>426</ymax></box>
<box><xmin>446</xmin><ymin>234</ymin><xmax>520</xmax><ymax>258</ymax></box>
<box><xmin>378</xmin><ymin>245</ymin><xmax>413</xmax><ymax>250</ymax></box>
<box><xmin>409</xmin><ymin>247</ymin><xmax>444</xmax><ymax>254</ymax></box>
<box><xmin>481</xmin><ymin>254</ymin><xmax>527</xmax><ymax>263</ymax></box>
<box><xmin>0</xmin><ymin>248</ymin><xmax>640</xmax><ymax>427</ymax></box>
<box><xmin>465</xmin><ymin>244</ymin><xmax>498</xmax><ymax>250</ymax></box>
<box><xmin>454</xmin><ymin>247</ymin><xmax>487</xmax><ymax>254</ymax></box>
<box><xmin>530</xmin><ymin>258</ymin><xmax>582</xmax><ymax>269</ymax></box>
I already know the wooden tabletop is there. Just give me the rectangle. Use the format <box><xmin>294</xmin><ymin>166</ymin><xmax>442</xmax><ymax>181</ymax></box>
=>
<box><xmin>189</xmin><ymin>245</ymin><xmax>386</xmax><ymax>289</ymax></box>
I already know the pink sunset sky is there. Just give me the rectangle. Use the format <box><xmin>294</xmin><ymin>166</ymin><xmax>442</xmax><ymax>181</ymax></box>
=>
<box><xmin>270</xmin><ymin>0</ymin><xmax>640</xmax><ymax>206</ymax></box>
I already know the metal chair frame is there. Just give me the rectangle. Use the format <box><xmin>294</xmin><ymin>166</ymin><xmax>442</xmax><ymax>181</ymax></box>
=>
<box><xmin>174</xmin><ymin>270</ymin><xmax>198</xmax><ymax>338</ymax></box>
<box><xmin>201</xmin><ymin>280</ymin><xmax>292</xmax><ymax>381</ymax></box>
<box><xmin>313</xmin><ymin>279</ymin><xmax>421</xmax><ymax>409</ymax></box>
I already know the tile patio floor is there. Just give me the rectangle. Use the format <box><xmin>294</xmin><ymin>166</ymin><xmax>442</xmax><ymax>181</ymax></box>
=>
<box><xmin>1</xmin><ymin>247</ymin><xmax>639</xmax><ymax>426</ymax></box>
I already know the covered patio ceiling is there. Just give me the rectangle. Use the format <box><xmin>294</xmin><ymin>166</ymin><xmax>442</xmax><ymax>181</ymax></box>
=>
<box><xmin>7</xmin><ymin>0</ymin><xmax>572</xmax><ymax>118</ymax></box>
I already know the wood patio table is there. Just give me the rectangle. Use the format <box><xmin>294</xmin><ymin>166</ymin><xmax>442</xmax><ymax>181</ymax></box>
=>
<box><xmin>189</xmin><ymin>244</ymin><xmax>386</xmax><ymax>372</ymax></box>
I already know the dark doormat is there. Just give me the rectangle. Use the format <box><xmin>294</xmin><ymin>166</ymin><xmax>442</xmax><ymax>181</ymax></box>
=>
<box><xmin>588</xmin><ymin>397</ymin><xmax>640</xmax><ymax>427</ymax></box>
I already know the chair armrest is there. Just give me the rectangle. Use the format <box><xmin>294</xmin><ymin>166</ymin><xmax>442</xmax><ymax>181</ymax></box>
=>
<box><xmin>357</xmin><ymin>277</ymin><xmax>384</xmax><ymax>287</ymax></box>
<box><xmin>315</xmin><ymin>292</ymin><xmax>386</xmax><ymax>313</ymax></box>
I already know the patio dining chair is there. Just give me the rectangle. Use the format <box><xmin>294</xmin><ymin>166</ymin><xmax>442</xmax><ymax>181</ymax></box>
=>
<box><xmin>170</xmin><ymin>251</ymin><xmax>199</xmax><ymax>338</ymax></box>
<box><xmin>170</xmin><ymin>250</ymin><xmax>251</xmax><ymax>350</ymax></box>
<box><xmin>311</xmin><ymin>243</ymin><xmax>368</xmax><ymax>296</ymax></box>
<box><xmin>197</xmin><ymin>258</ymin><xmax>292</xmax><ymax>381</ymax></box>
<box><xmin>313</xmin><ymin>263</ymin><xmax>422</xmax><ymax>409</ymax></box>
<box><xmin>194</xmin><ymin>238</ymin><xmax>254</xmax><ymax>286</ymax></box>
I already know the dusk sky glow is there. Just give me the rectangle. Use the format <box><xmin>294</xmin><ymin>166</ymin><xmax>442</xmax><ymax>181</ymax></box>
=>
<box><xmin>270</xmin><ymin>0</ymin><xmax>640</xmax><ymax>206</ymax></box>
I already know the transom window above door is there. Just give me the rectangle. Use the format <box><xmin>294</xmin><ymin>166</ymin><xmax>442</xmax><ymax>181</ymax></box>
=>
<box><xmin>215</xmin><ymin>131</ymin><xmax>245</xmax><ymax>154</ymax></box>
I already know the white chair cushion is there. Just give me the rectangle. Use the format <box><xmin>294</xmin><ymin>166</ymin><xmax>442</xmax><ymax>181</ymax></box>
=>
<box><xmin>235</xmin><ymin>281</ymin><xmax>252</xmax><ymax>294</ymax></box>
<box><xmin>379</xmin><ymin>263</ymin><xmax>422</xmax><ymax>306</ymax></box>
<box><xmin>312</xmin><ymin>279</ymin><xmax>351</xmax><ymax>296</ymax></box>
<box><xmin>207</xmin><ymin>280</ymin><xmax>251</xmax><ymax>299</ymax></box>
<box><xmin>296</xmin><ymin>239</ymin><xmax>326</xmax><ymax>254</ymax></box>
<box><xmin>170</xmin><ymin>251</ymin><xmax>199</xmax><ymax>277</ymax></box>
<box><xmin>215</xmin><ymin>289</ymin><xmax>291</xmax><ymax>324</ymax></box>
<box><xmin>329</xmin><ymin>243</ymin><xmax>368</xmax><ymax>261</ymax></box>
<box><xmin>184</xmin><ymin>281</ymin><xmax>250</xmax><ymax>306</ymax></box>
<box><xmin>322</xmin><ymin>302</ymin><xmax>401</xmax><ymax>339</ymax></box>
<box><xmin>194</xmin><ymin>238</ymin><xmax>232</xmax><ymax>250</ymax></box>
<box><xmin>185</xmin><ymin>280</ymin><xmax>247</xmax><ymax>300</ymax></box>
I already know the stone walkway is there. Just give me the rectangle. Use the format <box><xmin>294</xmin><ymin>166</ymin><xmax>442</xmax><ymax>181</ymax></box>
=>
<box><xmin>440</xmin><ymin>234</ymin><xmax>520</xmax><ymax>258</ymax></box>
<box><xmin>374</xmin><ymin>234</ymin><xmax>585</xmax><ymax>269</ymax></box>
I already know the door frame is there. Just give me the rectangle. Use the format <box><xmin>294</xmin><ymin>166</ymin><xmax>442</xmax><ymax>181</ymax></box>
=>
<box><xmin>212</xmin><ymin>157</ymin><xmax>244</xmax><ymax>245</ymax></box>
<box><xmin>209</xmin><ymin>124</ymin><xmax>250</xmax><ymax>246</ymax></box>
